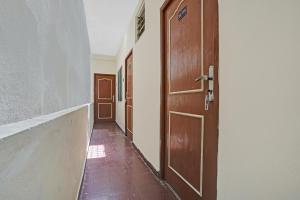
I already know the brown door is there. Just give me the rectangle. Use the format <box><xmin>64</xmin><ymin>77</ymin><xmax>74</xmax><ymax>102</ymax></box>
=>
<box><xmin>94</xmin><ymin>74</ymin><xmax>116</xmax><ymax>123</ymax></box>
<box><xmin>162</xmin><ymin>0</ymin><xmax>219</xmax><ymax>199</ymax></box>
<box><xmin>125</xmin><ymin>51</ymin><xmax>133</xmax><ymax>141</ymax></box>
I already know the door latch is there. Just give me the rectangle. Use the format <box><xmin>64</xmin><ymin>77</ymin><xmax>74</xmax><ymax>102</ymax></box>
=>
<box><xmin>205</xmin><ymin>95</ymin><xmax>209</xmax><ymax>111</ymax></box>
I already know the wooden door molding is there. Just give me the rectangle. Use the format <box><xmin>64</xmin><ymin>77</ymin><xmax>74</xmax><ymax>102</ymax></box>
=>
<box><xmin>94</xmin><ymin>73</ymin><xmax>116</xmax><ymax>123</ymax></box>
<box><xmin>125</xmin><ymin>50</ymin><xmax>133</xmax><ymax>141</ymax></box>
<box><xmin>160</xmin><ymin>0</ymin><xmax>171</xmax><ymax>179</ymax></box>
<box><xmin>160</xmin><ymin>0</ymin><xmax>219</xmax><ymax>199</ymax></box>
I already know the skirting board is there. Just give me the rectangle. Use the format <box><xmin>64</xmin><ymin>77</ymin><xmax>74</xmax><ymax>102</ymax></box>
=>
<box><xmin>115</xmin><ymin>122</ymin><xmax>126</xmax><ymax>135</ymax></box>
<box><xmin>131</xmin><ymin>143</ymin><xmax>180</xmax><ymax>199</ymax></box>
<box><xmin>131</xmin><ymin>143</ymin><xmax>162</xmax><ymax>179</ymax></box>
<box><xmin>115</xmin><ymin>120</ymin><xmax>161</xmax><ymax>178</ymax></box>
<box><xmin>114</xmin><ymin>122</ymin><xmax>161</xmax><ymax>178</ymax></box>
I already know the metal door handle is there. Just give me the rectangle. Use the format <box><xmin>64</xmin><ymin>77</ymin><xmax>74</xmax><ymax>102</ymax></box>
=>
<box><xmin>195</xmin><ymin>75</ymin><xmax>208</xmax><ymax>82</ymax></box>
<box><xmin>197</xmin><ymin>65</ymin><xmax>215</xmax><ymax>110</ymax></box>
<box><xmin>112</xmin><ymin>95</ymin><xmax>115</xmax><ymax>102</ymax></box>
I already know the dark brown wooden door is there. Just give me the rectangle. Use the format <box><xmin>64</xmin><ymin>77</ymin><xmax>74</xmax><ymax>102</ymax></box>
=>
<box><xmin>162</xmin><ymin>0</ymin><xmax>219</xmax><ymax>199</ymax></box>
<box><xmin>94</xmin><ymin>74</ymin><xmax>116</xmax><ymax>123</ymax></box>
<box><xmin>125</xmin><ymin>51</ymin><xmax>133</xmax><ymax>141</ymax></box>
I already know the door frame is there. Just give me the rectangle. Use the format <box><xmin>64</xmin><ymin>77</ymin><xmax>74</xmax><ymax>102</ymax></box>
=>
<box><xmin>125</xmin><ymin>50</ymin><xmax>133</xmax><ymax>140</ymax></box>
<box><xmin>159</xmin><ymin>0</ymin><xmax>220</xmax><ymax>182</ymax></box>
<box><xmin>160</xmin><ymin>0</ymin><xmax>170</xmax><ymax>178</ymax></box>
<box><xmin>94</xmin><ymin>73</ymin><xmax>116</xmax><ymax>122</ymax></box>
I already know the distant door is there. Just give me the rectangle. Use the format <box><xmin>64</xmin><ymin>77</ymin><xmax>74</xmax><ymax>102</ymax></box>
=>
<box><xmin>125</xmin><ymin>51</ymin><xmax>133</xmax><ymax>141</ymax></box>
<box><xmin>162</xmin><ymin>0</ymin><xmax>219</xmax><ymax>199</ymax></box>
<box><xmin>94</xmin><ymin>74</ymin><xmax>116</xmax><ymax>123</ymax></box>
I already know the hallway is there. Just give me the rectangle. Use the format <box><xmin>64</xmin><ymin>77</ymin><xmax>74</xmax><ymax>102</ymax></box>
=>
<box><xmin>1</xmin><ymin>0</ymin><xmax>300</xmax><ymax>199</ymax></box>
<box><xmin>79</xmin><ymin>123</ymin><xmax>177</xmax><ymax>200</ymax></box>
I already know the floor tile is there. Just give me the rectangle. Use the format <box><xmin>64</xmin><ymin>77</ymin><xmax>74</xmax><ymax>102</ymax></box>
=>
<box><xmin>79</xmin><ymin>122</ymin><xmax>176</xmax><ymax>200</ymax></box>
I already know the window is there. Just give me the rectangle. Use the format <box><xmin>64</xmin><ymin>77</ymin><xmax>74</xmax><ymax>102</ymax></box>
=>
<box><xmin>117</xmin><ymin>67</ymin><xmax>123</xmax><ymax>101</ymax></box>
<box><xmin>136</xmin><ymin>2</ymin><xmax>145</xmax><ymax>41</ymax></box>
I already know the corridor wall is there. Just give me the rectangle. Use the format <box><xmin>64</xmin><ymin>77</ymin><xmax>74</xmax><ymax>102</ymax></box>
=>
<box><xmin>217</xmin><ymin>1</ymin><xmax>300</xmax><ymax>199</ymax></box>
<box><xmin>116</xmin><ymin>0</ymin><xmax>300</xmax><ymax>200</ymax></box>
<box><xmin>0</xmin><ymin>0</ymin><xmax>91</xmax><ymax>126</ymax></box>
<box><xmin>0</xmin><ymin>0</ymin><xmax>92</xmax><ymax>199</ymax></box>
<box><xmin>115</xmin><ymin>0</ymin><xmax>164</xmax><ymax>169</ymax></box>
<box><xmin>0</xmin><ymin>105</ymin><xmax>90</xmax><ymax>200</ymax></box>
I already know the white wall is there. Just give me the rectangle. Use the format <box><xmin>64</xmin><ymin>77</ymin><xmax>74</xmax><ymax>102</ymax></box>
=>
<box><xmin>90</xmin><ymin>55</ymin><xmax>116</xmax><ymax>102</ymax></box>
<box><xmin>115</xmin><ymin>0</ymin><xmax>164</xmax><ymax>170</ymax></box>
<box><xmin>116</xmin><ymin>0</ymin><xmax>300</xmax><ymax>198</ymax></box>
<box><xmin>115</xmin><ymin>11</ymin><xmax>136</xmax><ymax>132</ymax></box>
<box><xmin>0</xmin><ymin>105</ymin><xmax>90</xmax><ymax>200</ymax></box>
<box><xmin>0</xmin><ymin>1</ymin><xmax>92</xmax><ymax>198</ymax></box>
<box><xmin>0</xmin><ymin>0</ymin><xmax>90</xmax><ymax>126</ymax></box>
<box><xmin>217</xmin><ymin>1</ymin><xmax>300</xmax><ymax>199</ymax></box>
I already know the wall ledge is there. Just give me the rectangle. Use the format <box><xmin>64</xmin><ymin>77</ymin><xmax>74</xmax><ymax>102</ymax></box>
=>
<box><xmin>0</xmin><ymin>103</ymin><xmax>91</xmax><ymax>140</ymax></box>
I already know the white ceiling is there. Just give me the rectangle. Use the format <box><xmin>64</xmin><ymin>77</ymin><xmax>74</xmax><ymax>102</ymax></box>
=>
<box><xmin>84</xmin><ymin>0</ymin><xmax>139</xmax><ymax>56</ymax></box>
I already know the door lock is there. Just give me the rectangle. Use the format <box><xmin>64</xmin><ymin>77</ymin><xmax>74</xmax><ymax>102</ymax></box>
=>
<box><xmin>207</xmin><ymin>65</ymin><xmax>214</xmax><ymax>102</ymax></box>
<box><xmin>195</xmin><ymin>65</ymin><xmax>215</xmax><ymax>110</ymax></box>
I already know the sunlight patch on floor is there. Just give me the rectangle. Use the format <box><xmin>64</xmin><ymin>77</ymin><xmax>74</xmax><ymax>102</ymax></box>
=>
<box><xmin>87</xmin><ymin>145</ymin><xmax>106</xmax><ymax>159</ymax></box>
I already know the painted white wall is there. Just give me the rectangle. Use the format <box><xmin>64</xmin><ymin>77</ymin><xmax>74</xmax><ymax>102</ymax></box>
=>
<box><xmin>90</xmin><ymin>55</ymin><xmax>116</xmax><ymax>102</ymax></box>
<box><xmin>116</xmin><ymin>0</ymin><xmax>300</xmax><ymax>198</ymax></box>
<box><xmin>0</xmin><ymin>105</ymin><xmax>90</xmax><ymax>200</ymax></box>
<box><xmin>115</xmin><ymin>12</ymin><xmax>137</xmax><ymax>132</ymax></box>
<box><xmin>116</xmin><ymin>0</ymin><xmax>164</xmax><ymax>170</ymax></box>
<box><xmin>0</xmin><ymin>1</ymin><xmax>92</xmax><ymax>198</ymax></box>
<box><xmin>0</xmin><ymin>0</ymin><xmax>90</xmax><ymax>126</ymax></box>
<box><xmin>217</xmin><ymin>1</ymin><xmax>300</xmax><ymax>199</ymax></box>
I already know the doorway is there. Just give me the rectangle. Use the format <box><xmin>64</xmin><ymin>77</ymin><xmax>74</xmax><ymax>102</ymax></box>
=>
<box><xmin>161</xmin><ymin>0</ymin><xmax>219</xmax><ymax>199</ymax></box>
<box><xmin>94</xmin><ymin>74</ymin><xmax>116</xmax><ymax>123</ymax></box>
<box><xmin>125</xmin><ymin>51</ymin><xmax>133</xmax><ymax>141</ymax></box>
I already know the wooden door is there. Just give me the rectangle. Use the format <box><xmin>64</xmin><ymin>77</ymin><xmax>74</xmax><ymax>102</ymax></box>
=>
<box><xmin>162</xmin><ymin>0</ymin><xmax>219</xmax><ymax>199</ymax></box>
<box><xmin>125</xmin><ymin>51</ymin><xmax>133</xmax><ymax>141</ymax></box>
<box><xmin>94</xmin><ymin>74</ymin><xmax>116</xmax><ymax>123</ymax></box>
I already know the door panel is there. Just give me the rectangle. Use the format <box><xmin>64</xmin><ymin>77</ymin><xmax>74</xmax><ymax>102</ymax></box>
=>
<box><xmin>163</xmin><ymin>0</ymin><xmax>219</xmax><ymax>199</ymax></box>
<box><xmin>169</xmin><ymin>0</ymin><xmax>202</xmax><ymax>94</ymax></box>
<box><xmin>125</xmin><ymin>51</ymin><xmax>133</xmax><ymax>141</ymax></box>
<box><xmin>169</xmin><ymin>112</ymin><xmax>203</xmax><ymax>193</ymax></box>
<box><xmin>98</xmin><ymin>79</ymin><xmax>112</xmax><ymax>99</ymax></box>
<box><xmin>98</xmin><ymin>103</ymin><xmax>112</xmax><ymax>119</ymax></box>
<box><xmin>94</xmin><ymin>74</ymin><xmax>116</xmax><ymax>123</ymax></box>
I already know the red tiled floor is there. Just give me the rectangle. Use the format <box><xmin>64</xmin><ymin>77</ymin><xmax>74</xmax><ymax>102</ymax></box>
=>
<box><xmin>79</xmin><ymin>122</ymin><xmax>177</xmax><ymax>200</ymax></box>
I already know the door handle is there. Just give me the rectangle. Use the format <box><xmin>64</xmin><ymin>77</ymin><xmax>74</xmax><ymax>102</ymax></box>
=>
<box><xmin>112</xmin><ymin>95</ymin><xmax>115</xmax><ymax>102</ymax></box>
<box><xmin>195</xmin><ymin>75</ymin><xmax>208</xmax><ymax>82</ymax></box>
<box><xmin>195</xmin><ymin>65</ymin><xmax>215</xmax><ymax>110</ymax></box>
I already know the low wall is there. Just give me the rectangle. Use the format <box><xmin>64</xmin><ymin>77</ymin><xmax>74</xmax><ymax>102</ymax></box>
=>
<box><xmin>0</xmin><ymin>104</ymin><xmax>91</xmax><ymax>200</ymax></box>
<box><xmin>88</xmin><ymin>103</ymin><xmax>94</xmax><ymax>137</ymax></box>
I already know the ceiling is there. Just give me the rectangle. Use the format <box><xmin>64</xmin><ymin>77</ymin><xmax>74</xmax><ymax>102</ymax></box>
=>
<box><xmin>84</xmin><ymin>0</ymin><xmax>139</xmax><ymax>56</ymax></box>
